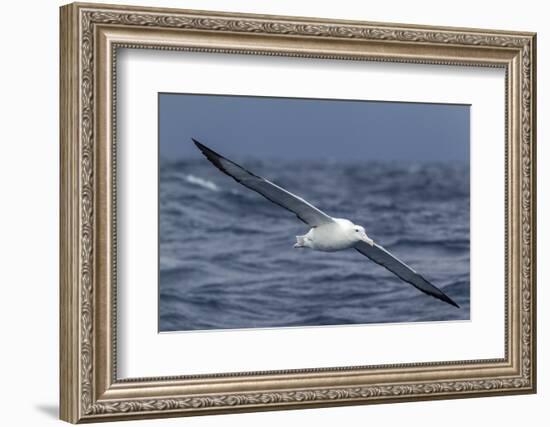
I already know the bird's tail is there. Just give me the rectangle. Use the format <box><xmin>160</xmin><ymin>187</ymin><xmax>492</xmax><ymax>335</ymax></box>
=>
<box><xmin>294</xmin><ymin>235</ymin><xmax>307</xmax><ymax>248</ymax></box>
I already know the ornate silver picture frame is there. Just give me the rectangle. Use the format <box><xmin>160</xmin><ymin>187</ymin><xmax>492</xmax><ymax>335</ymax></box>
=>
<box><xmin>60</xmin><ymin>2</ymin><xmax>536</xmax><ymax>423</ymax></box>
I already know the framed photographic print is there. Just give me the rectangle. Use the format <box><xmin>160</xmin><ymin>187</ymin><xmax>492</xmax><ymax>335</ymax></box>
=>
<box><xmin>59</xmin><ymin>2</ymin><xmax>537</xmax><ymax>423</ymax></box>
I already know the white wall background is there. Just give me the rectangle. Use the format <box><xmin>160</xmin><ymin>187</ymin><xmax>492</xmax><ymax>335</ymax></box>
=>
<box><xmin>0</xmin><ymin>1</ymin><xmax>545</xmax><ymax>425</ymax></box>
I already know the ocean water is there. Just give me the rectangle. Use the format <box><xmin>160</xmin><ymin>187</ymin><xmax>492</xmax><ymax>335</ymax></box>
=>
<box><xmin>159</xmin><ymin>158</ymin><xmax>470</xmax><ymax>332</ymax></box>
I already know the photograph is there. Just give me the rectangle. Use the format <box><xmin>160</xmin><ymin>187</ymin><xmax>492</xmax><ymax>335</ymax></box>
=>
<box><xmin>158</xmin><ymin>93</ymin><xmax>471</xmax><ymax>332</ymax></box>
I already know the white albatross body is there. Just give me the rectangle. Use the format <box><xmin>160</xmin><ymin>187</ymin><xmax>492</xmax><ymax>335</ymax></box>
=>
<box><xmin>192</xmin><ymin>138</ymin><xmax>460</xmax><ymax>308</ymax></box>
<box><xmin>295</xmin><ymin>218</ymin><xmax>373</xmax><ymax>252</ymax></box>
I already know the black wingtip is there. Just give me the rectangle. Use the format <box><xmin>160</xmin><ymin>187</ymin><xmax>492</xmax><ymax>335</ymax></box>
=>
<box><xmin>447</xmin><ymin>297</ymin><xmax>460</xmax><ymax>309</ymax></box>
<box><xmin>191</xmin><ymin>138</ymin><xmax>237</xmax><ymax>181</ymax></box>
<box><xmin>439</xmin><ymin>293</ymin><xmax>460</xmax><ymax>308</ymax></box>
<box><xmin>191</xmin><ymin>138</ymin><xmax>204</xmax><ymax>150</ymax></box>
<box><xmin>191</xmin><ymin>138</ymin><xmax>221</xmax><ymax>158</ymax></box>
<box><xmin>192</xmin><ymin>138</ymin><xmax>218</xmax><ymax>160</ymax></box>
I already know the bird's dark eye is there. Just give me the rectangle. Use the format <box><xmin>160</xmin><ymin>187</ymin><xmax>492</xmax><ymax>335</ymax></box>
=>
<box><xmin>355</xmin><ymin>229</ymin><xmax>359</xmax><ymax>232</ymax></box>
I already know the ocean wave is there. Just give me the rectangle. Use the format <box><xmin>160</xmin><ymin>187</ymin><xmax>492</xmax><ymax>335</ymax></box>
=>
<box><xmin>159</xmin><ymin>159</ymin><xmax>470</xmax><ymax>331</ymax></box>
<box><xmin>183</xmin><ymin>174</ymin><xmax>220</xmax><ymax>191</ymax></box>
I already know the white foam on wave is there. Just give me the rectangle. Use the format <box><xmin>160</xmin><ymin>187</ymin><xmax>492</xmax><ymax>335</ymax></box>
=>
<box><xmin>184</xmin><ymin>174</ymin><xmax>219</xmax><ymax>192</ymax></box>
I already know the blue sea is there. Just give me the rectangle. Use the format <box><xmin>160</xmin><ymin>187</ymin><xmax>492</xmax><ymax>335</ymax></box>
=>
<box><xmin>159</xmin><ymin>158</ymin><xmax>470</xmax><ymax>332</ymax></box>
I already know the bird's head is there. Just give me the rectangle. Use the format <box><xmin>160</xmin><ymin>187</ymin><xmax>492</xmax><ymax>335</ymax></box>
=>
<box><xmin>352</xmin><ymin>224</ymin><xmax>370</xmax><ymax>243</ymax></box>
<box><xmin>344</xmin><ymin>221</ymin><xmax>374</xmax><ymax>246</ymax></box>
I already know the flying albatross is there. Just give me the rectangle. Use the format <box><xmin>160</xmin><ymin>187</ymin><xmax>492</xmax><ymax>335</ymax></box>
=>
<box><xmin>192</xmin><ymin>138</ymin><xmax>459</xmax><ymax>308</ymax></box>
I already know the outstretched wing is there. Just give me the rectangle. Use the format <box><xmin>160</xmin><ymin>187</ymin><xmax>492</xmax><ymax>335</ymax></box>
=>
<box><xmin>355</xmin><ymin>240</ymin><xmax>460</xmax><ymax>308</ymax></box>
<box><xmin>193</xmin><ymin>139</ymin><xmax>334</xmax><ymax>227</ymax></box>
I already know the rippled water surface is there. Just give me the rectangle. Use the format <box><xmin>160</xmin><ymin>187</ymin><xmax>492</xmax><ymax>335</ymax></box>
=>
<box><xmin>159</xmin><ymin>159</ymin><xmax>470</xmax><ymax>331</ymax></box>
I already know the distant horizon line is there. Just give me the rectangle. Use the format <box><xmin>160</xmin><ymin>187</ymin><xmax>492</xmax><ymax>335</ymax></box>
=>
<box><xmin>159</xmin><ymin>154</ymin><xmax>470</xmax><ymax>165</ymax></box>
